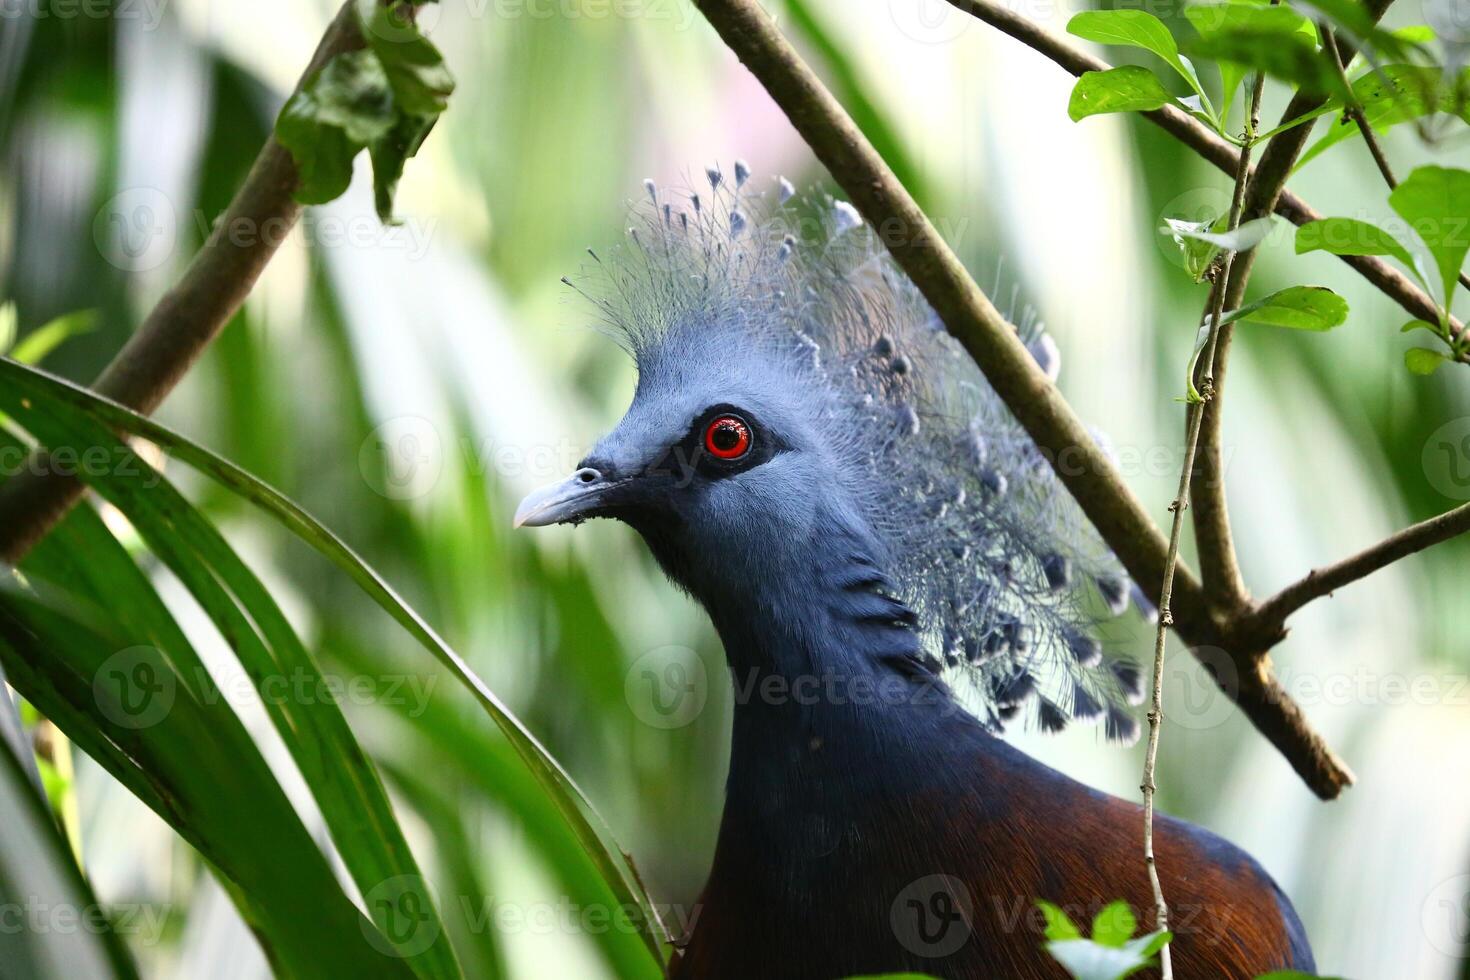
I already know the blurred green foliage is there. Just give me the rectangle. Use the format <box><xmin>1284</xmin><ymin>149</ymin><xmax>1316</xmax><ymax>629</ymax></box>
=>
<box><xmin>2</xmin><ymin>0</ymin><xmax>1470</xmax><ymax>977</ymax></box>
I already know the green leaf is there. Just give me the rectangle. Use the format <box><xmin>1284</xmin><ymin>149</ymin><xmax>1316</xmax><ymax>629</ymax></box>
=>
<box><xmin>1136</xmin><ymin>931</ymin><xmax>1172</xmax><ymax>958</ymax></box>
<box><xmin>274</xmin><ymin>1</ymin><xmax>454</xmax><ymax>222</ymax></box>
<box><xmin>1068</xmin><ymin>9</ymin><xmax>1181</xmax><ymax>61</ymax></box>
<box><xmin>3</xmin><ymin>404</ymin><xmax>460</xmax><ymax>978</ymax></box>
<box><xmin>0</xmin><ymin>301</ymin><xmax>15</xmax><ymax>354</ymax></box>
<box><xmin>1400</xmin><ymin>318</ymin><xmax>1440</xmax><ymax>334</ymax></box>
<box><xmin>1219</xmin><ymin>285</ymin><xmax>1349</xmax><ymax>331</ymax></box>
<box><xmin>2</xmin><ymin>554</ymin><xmax>418</xmax><ymax>979</ymax></box>
<box><xmin>1185</xmin><ymin>14</ymin><xmax>1349</xmax><ymax>98</ymax></box>
<box><xmin>1045</xmin><ymin>935</ymin><xmax>1166</xmax><ymax>980</ymax></box>
<box><xmin>0</xmin><ymin>708</ymin><xmax>137</xmax><ymax>980</ymax></box>
<box><xmin>363</xmin><ymin>3</ymin><xmax>454</xmax><ymax>116</ymax></box>
<box><xmin>1387</xmin><ymin>25</ymin><xmax>1437</xmax><ymax>46</ymax></box>
<box><xmin>1295</xmin><ymin>217</ymin><xmax>1418</xmax><ymax>271</ymax></box>
<box><xmin>1388</xmin><ymin>165</ymin><xmax>1470</xmax><ymax>308</ymax></box>
<box><xmin>9</xmin><ymin>310</ymin><xmax>97</xmax><ymax>364</ymax></box>
<box><xmin>1295</xmin><ymin>0</ymin><xmax>1406</xmax><ymax>50</ymax></box>
<box><xmin>1183</xmin><ymin>322</ymin><xmax>1212</xmax><ymax>403</ymax></box>
<box><xmin>1067</xmin><ymin>10</ymin><xmax>1210</xmax><ymax>111</ymax></box>
<box><xmin>1218</xmin><ymin>59</ymin><xmax>1248</xmax><ymax>129</ymax></box>
<box><xmin>1037</xmin><ymin>900</ymin><xmax>1082</xmax><ymax>941</ymax></box>
<box><xmin>1165</xmin><ymin>215</ymin><xmax>1274</xmax><ymax>252</ymax></box>
<box><xmin>1069</xmin><ymin>66</ymin><xmax>1174</xmax><ymax>121</ymax></box>
<box><xmin>339</xmin><ymin>638</ymin><xmax>662</xmax><ymax>980</ymax></box>
<box><xmin>0</xmin><ymin>358</ymin><xmax>671</xmax><ymax>971</ymax></box>
<box><xmin>1186</xmin><ymin>3</ymin><xmax>1312</xmax><ymax>44</ymax></box>
<box><xmin>1160</xmin><ymin>214</ymin><xmax>1274</xmax><ymax>285</ymax></box>
<box><xmin>1405</xmin><ymin>347</ymin><xmax>1450</xmax><ymax>374</ymax></box>
<box><xmin>0</xmin><ymin>663</ymin><xmax>38</xmax><ymax>796</ymax></box>
<box><xmin>367</xmin><ymin>113</ymin><xmax>437</xmax><ymax>223</ymax></box>
<box><xmin>1090</xmin><ymin>901</ymin><xmax>1138</xmax><ymax>948</ymax></box>
<box><xmin>1161</xmin><ymin>217</ymin><xmax>1222</xmax><ymax>282</ymax></box>
<box><xmin>276</xmin><ymin>84</ymin><xmax>366</xmax><ymax>205</ymax></box>
<box><xmin>1185</xmin><ymin>0</ymin><xmax>1317</xmax><ymax>116</ymax></box>
<box><xmin>1297</xmin><ymin>66</ymin><xmax>1470</xmax><ymax>172</ymax></box>
<box><xmin>301</xmin><ymin>49</ymin><xmax>398</xmax><ymax>144</ymax></box>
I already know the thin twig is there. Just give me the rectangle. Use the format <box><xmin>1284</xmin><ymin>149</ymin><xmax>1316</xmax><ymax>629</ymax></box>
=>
<box><xmin>1143</xmin><ymin>69</ymin><xmax>1267</xmax><ymax>977</ymax></box>
<box><xmin>1191</xmin><ymin>0</ymin><xmax>1396</xmax><ymax>616</ymax></box>
<box><xmin>943</xmin><ymin>0</ymin><xmax>1457</xmax><ymax>335</ymax></box>
<box><xmin>0</xmin><ymin>1</ymin><xmax>368</xmax><ymax>565</ymax></box>
<box><xmin>689</xmin><ymin>0</ymin><xmax>1355</xmax><ymax>799</ymax></box>
<box><xmin>1321</xmin><ymin>27</ymin><xmax>1399</xmax><ymax>188</ymax></box>
<box><xmin>1253</xmin><ymin>501</ymin><xmax>1470</xmax><ymax>631</ymax></box>
<box><xmin>1320</xmin><ymin>27</ymin><xmax>1470</xmax><ymax>316</ymax></box>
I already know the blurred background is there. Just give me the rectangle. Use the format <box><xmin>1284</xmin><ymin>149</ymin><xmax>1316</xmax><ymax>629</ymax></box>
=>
<box><xmin>2</xmin><ymin>0</ymin><xmax>1469</xmax><ymax>976</ymax></box>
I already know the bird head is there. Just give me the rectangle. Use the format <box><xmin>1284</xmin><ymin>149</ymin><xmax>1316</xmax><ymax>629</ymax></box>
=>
<box><xmin>516</xmin><ymin>164</ymin><xmax>1147</xmax><ymax>741</ymax></box>
<box><xmin>513</xmin><ymin>309</ymin><xmax>859</xmax><ymax>600</ymax></box>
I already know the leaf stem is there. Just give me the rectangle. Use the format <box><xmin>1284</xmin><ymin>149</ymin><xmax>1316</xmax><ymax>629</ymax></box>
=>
<box><xmin>1143</xmin><ymin>65</ymin><xmax>1267</xmax><ymax>980</ymax></box>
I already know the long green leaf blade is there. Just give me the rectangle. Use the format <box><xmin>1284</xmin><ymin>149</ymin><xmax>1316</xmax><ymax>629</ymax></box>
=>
<box><xmin>0</xmin><ymin>357</ymin><xmax>672</xmax><ymax>969</ymax></box>
<box><xmin>3</xmin><ymin>391</ymin><xmax>462</xmax><ymax>979</ymax></box>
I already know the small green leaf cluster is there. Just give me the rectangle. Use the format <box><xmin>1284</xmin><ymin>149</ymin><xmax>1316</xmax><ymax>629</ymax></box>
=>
<box><xmin>1162</xmin><ymin>211</ymin><xmax>1349</xmax><ymax>401</ymax></box>
<box><xmin>1036</xmin><ymin>899</ymin><xmax>1343</xmax><ymax>980</ymax></box>
<box><xmin>1064</xmin><ymin>1</ymin><xmax>1462</xmax><ymax>148</ymax></box>
<box><xmin>1037</xmin><ymin>899</ymin><xmax>1171</xmax><ymax>980</ymax></box>
<box><xmin>275</xmin><ymin>0</ymin><xmax>454</xmax><ymax>222</ymax></box>
<box><xmin>1075</xmin><ymin>4</ymin><xmax>1470</xmax><ymax>390</ymax></box>
<box><xmin>1297</xmin><ymin>164</ymin><xmax>1470</xmax><ymax>373</ymax></box>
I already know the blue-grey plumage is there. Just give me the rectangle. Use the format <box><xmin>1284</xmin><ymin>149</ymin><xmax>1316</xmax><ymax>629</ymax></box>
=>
<box><xmin>516</xmin><ymin>165</ymin><xmax>1314</xmax><ymax>978</ymax></box>
<box><xmin>526</xmin><ymin>163</ymin><xmax>1146</xmax><ymax>740</ymax></box>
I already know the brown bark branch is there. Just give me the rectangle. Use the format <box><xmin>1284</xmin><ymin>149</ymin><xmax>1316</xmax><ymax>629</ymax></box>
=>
<box><xmin>943</xmin><ymin>0</ymin><xmax>1456</xmax><ymax>334</ymax></box>
<box><xmin>689</xmin><ymin>0</ymin><xmax>1356</xmax><ymax>798</ymax></box>
<box><xmin>1192</xmin><ymin>0</ymin><xmax>1395</xmax><ymax>618</ymax></box>
<box><xmin>1321</xmin><ymin>27</ymin><xmax>1470</xmax><ymax>304</ymax></box>
<box><xmin>0</xmin><ymin>1</ymin><xmax>367</xmax><ymax>565</ymax></box>
<box><xmin>1253</xmin><ymin>502</ymin><xmax>1470</xmax><ymax>632</ymax></box>
<box><xmin>1143</xmin><ymin>75</ymin><xmax>1269</xmax><ymax>968</ymax></box>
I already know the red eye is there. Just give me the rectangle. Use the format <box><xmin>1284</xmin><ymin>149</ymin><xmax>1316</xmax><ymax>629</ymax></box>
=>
<box><xmin>704</xmin><ymin>415</ymin><xmax>752</xmax><ymax>460</ymax></box>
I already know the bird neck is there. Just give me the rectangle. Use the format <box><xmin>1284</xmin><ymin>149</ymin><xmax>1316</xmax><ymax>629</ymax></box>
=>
<box><xmin>697</xmin><ymin>520</ymin><xmax>974</xmax><ymax>812</ymax></box>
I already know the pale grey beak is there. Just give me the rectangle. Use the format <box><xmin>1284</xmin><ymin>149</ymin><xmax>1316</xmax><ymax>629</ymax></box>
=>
<box><xmin>513</xmin><ymin>468</ymin><xmax>620</xmax><ymax>528</ymax></box>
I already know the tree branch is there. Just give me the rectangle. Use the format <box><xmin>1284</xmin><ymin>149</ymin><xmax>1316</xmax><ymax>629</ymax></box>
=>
<box><xmin>943</xmin><ymin>0</ymin><xmax>1457</xmax><ymax>335</ymax></box>
<box><xmin>1253</xmin><ymin>502</ymin><xmax>1470</xmax><ymax>631</ymax></box>
<box><xmin>1321</xmin><ymin>26</ymin><xmax>1470</xmax><ymax>304</ymax></box>
<box><xmin>1322</xmin><ymin>28</ymin><xmax>1398</xmax><ymax>188</ymax></box>
<box><xmin>1192</xmin><ymin>0</ymin><xmax>1395</xmax><ymax>617</ymax></box>
<box><xmin>1142</xmin><ymin>71</ymin><xmax>1269</xmax><ymax>971</ymax></box>
<box><xmin>0</xmin><ymin>1</ymin><xmax>368</xmax><ymax>565</ymax></box>
<box><xmin>689</xmin><ymin>0</ymin><xmax>1355</xmax><ymax>798</ymax></box>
